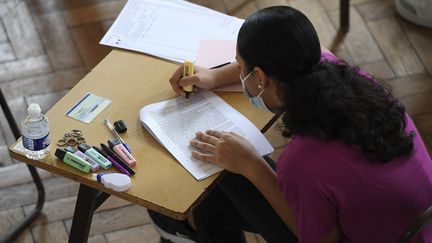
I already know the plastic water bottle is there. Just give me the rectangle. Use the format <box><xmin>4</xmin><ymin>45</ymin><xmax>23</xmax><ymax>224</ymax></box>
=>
<box><xmin>21</xmin><ymin>103</ymin><xmax>51</xmax><ymax>160</ymax></box>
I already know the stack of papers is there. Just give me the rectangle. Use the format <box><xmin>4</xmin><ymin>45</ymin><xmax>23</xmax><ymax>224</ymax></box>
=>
<box><xmin>100</xmin><ymin>0</ymin><xmax>244</xmax><ymax>63</ymax></box>
<box><xmin>139</xmin><ymin>90</ymin><xmax>274</xmax><ymax>180</ymax></box>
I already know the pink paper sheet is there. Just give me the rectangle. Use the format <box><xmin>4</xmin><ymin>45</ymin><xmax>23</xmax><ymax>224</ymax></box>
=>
<box><xmin>195</xmin><ymin>39</ymin><xmax>242</xmax><ymax>92</ymax></box>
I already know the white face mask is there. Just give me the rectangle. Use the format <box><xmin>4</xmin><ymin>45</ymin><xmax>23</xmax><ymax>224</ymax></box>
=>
<box><xmin>239</xmin><ymin>70</ymin><xmax>272</xmax><ymax>112</ymax></box>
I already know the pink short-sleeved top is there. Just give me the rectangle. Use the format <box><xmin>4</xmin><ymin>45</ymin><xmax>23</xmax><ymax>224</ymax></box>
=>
<box><xmin>276</xmin><ymin>52</ymin><xmax>432</xmax><ymax>243</ymax></box>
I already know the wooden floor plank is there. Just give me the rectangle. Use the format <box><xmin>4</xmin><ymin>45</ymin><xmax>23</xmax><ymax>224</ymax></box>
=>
<box><xmin>105</xmin><ymin>224</ymin><xmax>160</xmax><ymax>243</ymax></box>
<box><xmin>0</xmin><ymin>43</ymin><xmax>15</xmax><ymax>62</ymax></box>
<box><xmin>35</xmin><ymin>12</ymin><xmax>82</xmax><ymax>70</ymax></box>
<box><xmin>25</xmin><ymin>89</ymin><xmax>69</xmax><ymax>113</ymax></box>
<box><xmin>0</xmin><ymin>96</ymin><xmax>28</xmax><ymax>146</ymax></box>
<box><xmin>0</xmin><ymin>145</ymin><xmax>13</xmax><ymax>167</ymax></box>
<box><xmin>383</xmin><ymin>74</ymin><xmax>432</xmax><ymax>98</ymax></box>
<box><xmin>400</xmin><ymin>20</ymin><xmax>432</xmax><ymax>76</ymax></box>
<box><xmin>328</xmin><ymin>7</ymin><xmax>384</xmax><ymax>65</ymax></box>
<box><xmin>356</xmin><ymin>0</ymin><xmax>395</xmax><ymax>21</ymax></box>
<box><xmin>318</xmin><ymin>0</ymin><xmax>376</xmax><ymax>10</ymax></box>
<box><xmin>192</xmin><ymin>0</ymin><xmax>228</xmax><ymax>13</ymax></box>
<box><xmin>0</xmin><ymin>19</ymin><xmax>7</xmax><ymax>42</ymax></box>
<box><xmin>256</xmin><ymin>0</ymin><xmax>291</xmax><ymax>9</ymax></box>
<box><xmin>230</xmin><ymin>1</ymin><xmax>259</xmax><ymax>19</ymax></box>
<box><xmin>0</xmin><ymin>163</ymin><xmax>53</xmax><ymax>188</ymax></box>
<box><xmin>70</xmin><ymin>23</ymin><xmax>112</xmax><ymax>71</ymax></box>
<box><xmin>413</xmin><ymin>113</ymin><xmax>432</xmax><ymax>157</ymax></box>
<box><xmin>0</xmin><ymin>208</ymin><xmax>35</xmax><ymax>243</ymax></box>
<box><xmin>3</xmin><ymin>2</ymin><xmax>44</xmax><ymax>58</ymax></box>
<box><xmin>398</xmin><ymin>92</ymin><xmax>432</xmax><ymax>117</ymax></box>
<box><xmin>27</xmin><ymin>0</ymin><xmax>122</xmax><ymax>16</ymax></box>
<box><xmin>290</xmin><ymin>0</ymin><xmax>338</xmax><ymax>49</ymax></box>
<box><xmin>63</xmin><ymin>0</ymin><xmax>126</xmax><ymax>27</ymax></box>
<box><xmin>23</xmin><ymin>195</ymin><xmax>131</xmax><ymax>226</ymax></box>
<box><xmin>0</xmin><ymin>55</ymin><xmax>52</xmax><ymax>82</ymax></box>
<box><xmin>359</xmin><ymin>60</ymin><xmax>395</xmax><ymax>80</ymax></box>
<box><xmin>367</xmin><ymin>17</ymin><xmax>425</xmax><ymax>77</ymax></box>
<box><xmin>0</xmin><ymin>68</ymin><xmax>85</xmax><ymax>100</ymax></box>
<box><xmin>31</xmin><ymin>221</ymin><xmax>69</xmax><ymax>243</ymax></box>
<box><xmin>88</xmin><ymin>234</ymin><xmax>108</xmax><ymax>243</ymax></box>
<box><xmin>64</xmin><ymin>205</ymin><xmax>151</xmax><ymax>236</ymax></box>
<box><xmin>0</xmin><ymin>176</ymin><xmax>79</xmax><ymax>211</ymax></box>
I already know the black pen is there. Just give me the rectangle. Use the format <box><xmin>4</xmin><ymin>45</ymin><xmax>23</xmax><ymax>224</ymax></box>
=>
<box><xmin>100</xmin><ymin>143</ymin><xmax>136</xmax><ymax>175</ymax></box>
<box><xmin>93</xmin><ymin>146</ymin><xmax>131</xmax><ymax>176</ymax></box>
<box><xmin>210</xmin><ymin>62</ymin><xmax>231</xmax><ymax>69</ymax></box>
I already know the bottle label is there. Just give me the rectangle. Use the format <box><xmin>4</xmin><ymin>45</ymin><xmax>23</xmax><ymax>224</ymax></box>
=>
<box><xmin>22</xmin><ymin>133</ymin><xmax>50</xmax><ymax>151</ymax></box>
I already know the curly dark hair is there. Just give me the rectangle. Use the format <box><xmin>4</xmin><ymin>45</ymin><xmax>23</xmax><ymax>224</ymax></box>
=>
<box><xmin>280</xmin><ymin>60</ymin><xmax>414</xmax><ymax>163</ymax></box>
<box><xmin>237</xmin><ymin>6</ymin><xmax>414</xmax><ymax>163</ymax></box>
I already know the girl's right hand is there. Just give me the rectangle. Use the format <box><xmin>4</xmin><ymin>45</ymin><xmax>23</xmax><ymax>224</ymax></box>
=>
<box><xmin>169</xmin><ymin>64</ymin><xmax>218</xmax><ymax>96</ymax></box>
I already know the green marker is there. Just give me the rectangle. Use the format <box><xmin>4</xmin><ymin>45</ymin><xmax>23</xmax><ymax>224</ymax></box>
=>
<box><xmin>55</xmin><ymin>148</ymin><xmax>91</xmax><ymax>173</ymax></box>
<box><xmin>78</xmin><ymin>143</ymin><xmax>112</xmax><ymax>169</ymax></box>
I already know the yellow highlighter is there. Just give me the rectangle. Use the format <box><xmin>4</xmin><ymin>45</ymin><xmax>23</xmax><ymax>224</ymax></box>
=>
<box><xmin>183</xmin><ymin>61</ymin><xmax>194</xmax><ymax>98</ymax></box>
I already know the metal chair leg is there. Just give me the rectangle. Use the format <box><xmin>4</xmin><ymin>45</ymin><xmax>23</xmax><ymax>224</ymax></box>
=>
<box><xmin>340</xmin><ymin>0</ymin><xmax>350</xmax><ymax>33</ymax></box>
<box><xmin>0</xmin><ymin>89</ymin><xmax>45</xmax><ymax>243</ymax></box>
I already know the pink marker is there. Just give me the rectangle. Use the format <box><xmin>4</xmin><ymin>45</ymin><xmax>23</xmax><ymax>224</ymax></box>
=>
<box><xmin>108</xmin><ymin>139</ymin><xmax>136</xmax><ymax>167</ymax></box>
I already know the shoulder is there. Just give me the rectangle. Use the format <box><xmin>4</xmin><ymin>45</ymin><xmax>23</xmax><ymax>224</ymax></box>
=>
<box><xmin>320</xmin><ymin>51</ymin><xmax>376</xmax><ymax>82</ymax></box>
<box><xmin>277</xmin><ymin>137</ymin><xmax>320</xmax><ymax>179</ymax></box>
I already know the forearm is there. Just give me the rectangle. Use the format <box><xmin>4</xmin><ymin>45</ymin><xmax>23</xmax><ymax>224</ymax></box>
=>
<box><xmin>211</xmin><ymin>62</ymin><xmax>241</xmax><ymax>87</ymax></box>
<box><xmin>246</xmin><ymin>158</ymin><xmax>299</xmax><ymax>236</ymax></box>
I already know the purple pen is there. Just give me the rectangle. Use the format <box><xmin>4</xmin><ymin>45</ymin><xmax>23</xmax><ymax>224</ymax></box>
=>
<box><xmin>65</xmin><ymin>146</ymin><xmax>100</xmax><ymax>171</ymax></box>
<box><xmin>93</xmin><ymin>146</ymin><xmax>130</xmax><ymax>176</ymax></box>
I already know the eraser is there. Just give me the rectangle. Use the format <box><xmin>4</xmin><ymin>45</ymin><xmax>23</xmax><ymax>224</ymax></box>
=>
<box><xmin>114</xmin><ymin>120</ymin><xmax>127</xmax><ymax>133</ymax></box>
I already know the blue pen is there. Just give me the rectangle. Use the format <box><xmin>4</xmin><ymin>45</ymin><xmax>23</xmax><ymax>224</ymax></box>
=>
<box><xmin>122</xmin><ymin>143</ymin><xmax>132</xmax><ymax>153</ymax></box>
<box><xmin>104</xmin><ymin>118</ymin><xmax>132</xmax><ymax>153</ymax></box>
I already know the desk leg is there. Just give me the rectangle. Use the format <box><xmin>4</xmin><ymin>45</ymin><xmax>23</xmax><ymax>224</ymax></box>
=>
<box><xmin>69</xmin><ymin>184</ymin><xmax>110</xmax><ymax>243</ymax></box>
<box><xmin>340</xmin><ymin>0</ymin><xmax>350</xmax><ymax>32</ymax></box>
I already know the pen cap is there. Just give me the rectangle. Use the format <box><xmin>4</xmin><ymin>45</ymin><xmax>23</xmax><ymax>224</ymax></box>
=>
<box><xmin>100</xmin><ymin>143</ymin><xmax>114</xmax><ymax>155</ymax></box>
<box><xmin>114</xmin><ymin>120</ymin><xmax>127</xmax><ymax>133</ymax></box>
<box><xmin>78</xmin><ymin>143</ymin><xmax>91</xmax><ymax>153</ymax></box>
<box><xmin>108</xmin><ymin>139</ymin><xmax>121</xmax><ymax>148</ymax></box>
<box><xmin>93</xmin><ymin>146</ymin><xmax>108</xmax><ymax>158</ymax></box>
<box><xmin>65</xmin><ymin>146</ymin><xmax>77</xmax><ymax>153</ymax></box>
<box><xmin>55</xmin><ymin>148</ymin><xmax>67</xmax><ymax>160</ymax></box>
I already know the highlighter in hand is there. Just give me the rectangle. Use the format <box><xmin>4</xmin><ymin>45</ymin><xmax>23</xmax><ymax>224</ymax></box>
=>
<box><xmin>183</xmin><ymin>61</ymin><xmax>194</xmax><ymax>98</ymax></box>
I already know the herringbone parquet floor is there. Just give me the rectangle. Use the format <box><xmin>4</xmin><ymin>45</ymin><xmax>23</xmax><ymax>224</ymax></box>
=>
<box><xmin>0</xmin><ymin>0</ymin><xmax>431</xmax><ymax>242</ymax></box>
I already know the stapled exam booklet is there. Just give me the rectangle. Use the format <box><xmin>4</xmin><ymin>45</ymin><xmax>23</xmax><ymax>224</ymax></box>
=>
<box><xmin>66</xmin><ymin>92</ymin><xmax>111</xmax><ymax>124</ymax></box>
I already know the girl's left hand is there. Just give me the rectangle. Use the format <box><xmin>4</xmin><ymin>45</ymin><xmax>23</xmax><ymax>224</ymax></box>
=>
<box><xmin>190</xmin><ymin>130</ymin><xmax>263</xmax><ymax>176</ymax></box>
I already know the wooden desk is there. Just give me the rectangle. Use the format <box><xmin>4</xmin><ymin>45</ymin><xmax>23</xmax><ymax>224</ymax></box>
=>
<box><xmin>9</xmin><ymin>49</ymin><xmax>273</xmax><ymax>242</ymax></box>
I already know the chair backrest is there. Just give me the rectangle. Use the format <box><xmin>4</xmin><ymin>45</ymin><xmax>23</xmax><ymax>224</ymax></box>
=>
<box><xmin>397</xmin><ymin>205</ymin><xmax>432</xmax><ymax>243</ymax></box>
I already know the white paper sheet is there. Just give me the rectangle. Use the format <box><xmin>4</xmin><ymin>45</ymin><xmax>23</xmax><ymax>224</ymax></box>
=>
<box><xmin>100</xmin><ymin>0</ymin><xmax>244</xmax><ymax>63</ymax></box>
<box><xmin>139</xmin><ymin>90</ymin><xmax>274</xmax><ymax>180</ymax></box>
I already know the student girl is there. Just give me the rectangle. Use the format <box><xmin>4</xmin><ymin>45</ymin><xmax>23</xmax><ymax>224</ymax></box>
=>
<box><xmin>149</xmin><ymin>6</ymin><xmax>432</xmax><ymax>243</ymax></box>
